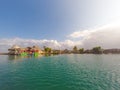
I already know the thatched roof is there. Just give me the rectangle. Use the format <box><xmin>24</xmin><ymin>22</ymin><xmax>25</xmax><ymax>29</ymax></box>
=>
<box><xmin>11</xmin><ymin>45</ymin><xmax>21</xmax><ymax>49</ymax></box>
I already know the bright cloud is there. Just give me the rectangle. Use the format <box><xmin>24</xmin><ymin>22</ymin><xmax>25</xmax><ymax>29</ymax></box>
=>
<box><xmin>1</xmin><ymin>24</ymin><xmax>120</xmax><ymax>52</ymax></box>
<box><xmin>69</xmin><ymin>24</ymin><xmax>120</xmax><ymax>49</ymax></box>
<box><xmin>0</xmin><ymin>38</ymin><xmax>79</xmax><ymax>52</ymax></box>
<box><xmin>69</xmin><ymin>30</ymin><xmax>96</xmax><ymax>39</ymax></box>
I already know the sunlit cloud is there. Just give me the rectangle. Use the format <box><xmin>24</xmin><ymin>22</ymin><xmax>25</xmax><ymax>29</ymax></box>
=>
<box><xmin>1</xmin><ymin>23</ymin><xmax>120</xmax><ymax>53</ymax></box>
<box><xmin>69</xmin><ymin>30</ymin><xmax>96</xmax><ymax>39</ymax></box>
<box><xmin>68</xmin><ymin>23</ymin><xmax>120</xmax><ymax>49</ymax></box>
<box><xmin>0</xmin><ymin>38</ymin><xmax>79</xmax><ymax>52</ymax></box>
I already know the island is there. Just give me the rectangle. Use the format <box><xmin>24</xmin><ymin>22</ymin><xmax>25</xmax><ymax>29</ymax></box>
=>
<box><xmin>0</xmin><ymin>45</ymin><xmax>120</xmax><ymax>56</ymax></box>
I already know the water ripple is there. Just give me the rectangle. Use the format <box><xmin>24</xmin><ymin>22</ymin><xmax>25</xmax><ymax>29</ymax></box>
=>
<box><xmin>0</xmin><ymin>55</ymin><xmax>120</xmax><ymax>90</ymax></box>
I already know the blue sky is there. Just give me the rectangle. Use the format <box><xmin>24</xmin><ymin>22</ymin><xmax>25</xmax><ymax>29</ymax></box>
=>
<box><xmin>1</xmin><ymin>0</ymin><xmax>120</xmax><ymax>51</ymax></box>
<box><xmin>0</xmin><ymin>0</ymin><xmax>80</xmax><ymax>40</ymax></box>
<box><xmin>0</xmin><ymin>0</ymin><xmax>113</xmax><ymax>40</ymax></box>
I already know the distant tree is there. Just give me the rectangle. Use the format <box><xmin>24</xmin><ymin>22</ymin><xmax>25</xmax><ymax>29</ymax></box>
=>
<box><xmin>48</xmin><ymin>48</ymin><xmax>52</xmax><ymax>53</ymax></box>
<box><xmin>73</xmin><ymin>46</ymin><xmax>77</xmax><ymax>51</ymax></box>
<box><xmin>79</xmin><ymin>48</ymin><xmax>84</xmax><ymax>54</ymax></box>
<box><xmin>44</xmin><ymin>46</ymin><xmax>52</xmax><ymax>53</ymax></box>
<box><xmin>73</xmin><ymin>46</ymin><xmax>78</xmax><ymax>53</ymax></box>
<box><xmin>92</xmin><ymin>46</ymin><xmax>102</xmax><ymax>54</ymax></box>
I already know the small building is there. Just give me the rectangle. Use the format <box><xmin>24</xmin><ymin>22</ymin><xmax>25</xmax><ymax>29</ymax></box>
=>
<box><xmin>8</xmin><ymin>45</ymin><xmax>44</xmax><ymax>55</ymax></box>
<box><xmin>8</xmin><ymin>45</ymin><xmax>21</xmax><ymax>55</ymax></box>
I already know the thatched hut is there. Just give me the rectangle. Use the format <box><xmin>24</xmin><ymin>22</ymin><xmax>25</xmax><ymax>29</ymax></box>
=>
<box><xmin>8</xmin><ymin>45</ymin><xmax>21</xmax><ymax>55</ymax></box>
<box><xmin>8</xmin><ymin>45</ymin><xmax>44</xmax><ymax>55</ymax></box>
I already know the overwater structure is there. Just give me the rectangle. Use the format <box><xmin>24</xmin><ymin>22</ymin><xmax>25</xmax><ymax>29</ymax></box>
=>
<box><xmin>8</xmin><ymin>45</ymin><xmax>44</xmax><ymax>55</ymax></box>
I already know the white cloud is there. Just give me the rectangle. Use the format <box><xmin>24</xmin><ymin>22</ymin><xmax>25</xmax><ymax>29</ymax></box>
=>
<box><xmin>0</xmin><ymin>38</ymin><xmax>78</xmax><ymax>52</ymax></box>
<box><xmin>1</xmin><ymin>24</ymin><xmax>120</xmax><ymax>53</ymax></box>
<box><xmin>68</xmin><ymin>24</ymin><xmax>120</xmax><ymax>49</ymax></box>
<box><xmin>69</xmin><ymin>29</ymin><xmax>96</xmax><ymax>39</ymax></box>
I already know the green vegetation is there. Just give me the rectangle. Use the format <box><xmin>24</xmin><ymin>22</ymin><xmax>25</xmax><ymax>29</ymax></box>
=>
<box><xmin>73</xmin><ymin>46</ymin><xmax>78</xmax><ymax>53</ymax></box>
<box><xmin>92</xmin><ymin>46</ymin><xmax>102</xmax><ymax>54</ymax></box>
<box><xmin>44</xmin><ymin>46</ymin><xmax>52</xmax><ymax>53</ymax></box>
<box><xmin>73</xmin><ymin>46</ymin><xmax>78</xmax><ymax>51</ymax></box>
<box><xmin>79</xmin><ymin>48</ymin><xmax>84</xmax><ymax>54</ymax></box>
<box><xmin>71</xmin><ymin>46</ymin><xmax>103</xmax><ymax>54</ymax></box>
<box><xmin>8</xmin><ymin>45</ymin><xmax>120</xmax><ymax>55</ymax></box>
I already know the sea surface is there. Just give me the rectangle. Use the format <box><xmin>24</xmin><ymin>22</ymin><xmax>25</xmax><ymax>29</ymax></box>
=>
<box><xmin>0</xmin><ymin>54</ymin><xmax>120</xmax><ymax>90</ymax></box>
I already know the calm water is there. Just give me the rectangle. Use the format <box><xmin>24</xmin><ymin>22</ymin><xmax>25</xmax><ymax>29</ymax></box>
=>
<box><xmin>0</xmin><ymin>54</ymin><xmax>120</xmax><ymax>90</ymax></box>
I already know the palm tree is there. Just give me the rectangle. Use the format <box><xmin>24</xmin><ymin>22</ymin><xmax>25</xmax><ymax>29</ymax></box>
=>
<box><xmin>44</xmin><ymin>46</ymin><xmax>52</xmax><ymax>54</ymax></box>
<box><xmin>79</xmin><ymin>48</ymin><xmax>84</xmax><ymax>54</ymax></box>
<box><xmin>92</xmin><ymin>46</ymin><xmax>102</xmax><ymax>54</ymax></box>
<box><xmin>73</xmin><ymin>46</ymin><xmax>78</xmax><ymax>53</ymax></box>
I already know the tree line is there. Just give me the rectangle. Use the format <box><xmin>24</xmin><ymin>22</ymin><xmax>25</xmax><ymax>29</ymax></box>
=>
<box><xmin>43</xmin><ymin>46</ymin><xmax>120</xmax><ymax>54</ymax></box>
<box><xmin>72</xmin><ymin>46</ymin><xmax>102</xmax><ymax>54</ymax></box>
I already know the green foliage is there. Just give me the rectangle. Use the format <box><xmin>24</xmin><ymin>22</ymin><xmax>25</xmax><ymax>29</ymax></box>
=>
<box><xmin>73</xmin><ymin>46</ymin><xmax>78</xmax><ymax>51</ymax></box>
<box><xmin>44</xmin><ymin>46</ymin><xmax>52</xmax><ymax>53</ymax></box>
<box><xmin>79</xmin><ymin>48</ymin><xmax>84</xmax><ymax>53</ymax></box>
<box><xmin>92</xmin><ymin>46</ymin><xmax>102</xmax><ymax>54</ymax></box>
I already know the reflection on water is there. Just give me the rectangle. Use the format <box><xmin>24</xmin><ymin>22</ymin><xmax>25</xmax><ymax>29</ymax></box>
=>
<box><xmin>8</xmin><ymin>55</ymin><xmax>43</xmax><ymax>60</ymax></box>
<box><xmin>1</xmin><ymin>54</ymin><xmax>120</xmax><ymax>90</ymax></box>
<box><xmin>8</xmin><ymin>54</ymin><xmax>58</xmax><ymax>60</ymax></box>
<box><xmin>44</xmin><ymin>54</ymin><xmax>58</xmax><ymax>57</ymax></box>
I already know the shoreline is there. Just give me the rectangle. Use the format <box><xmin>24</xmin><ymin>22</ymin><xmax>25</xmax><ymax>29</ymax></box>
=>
<box><xmin>0</xmin><ymin>53</ymin><xmax>120</xmax><ymax>55</ymax></box>
<box><xmin>0</xmin><ymin>53</ymin><xmax>9</xmax><ymax>55</ymax></box>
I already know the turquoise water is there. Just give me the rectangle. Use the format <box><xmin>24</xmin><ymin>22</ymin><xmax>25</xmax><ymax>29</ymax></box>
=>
<box><xmin>0</xmin><ymin>54</ymin><xmax>120</xmax><ymax>90</ymax></box>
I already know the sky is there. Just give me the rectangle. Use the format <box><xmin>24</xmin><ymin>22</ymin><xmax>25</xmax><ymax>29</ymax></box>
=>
<box><xmin>0</xmin><ymin>0</ymin><xmax>120</xmax><ymax>52</ymax></box>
